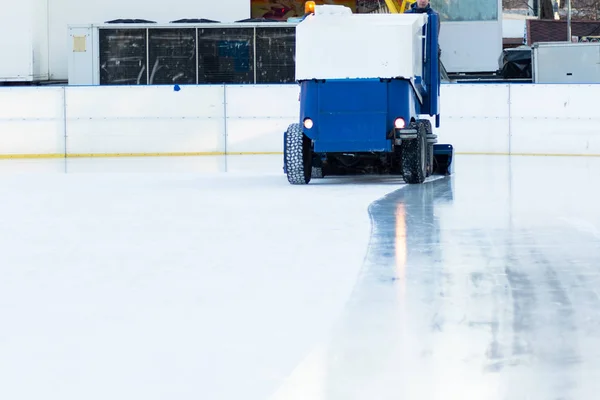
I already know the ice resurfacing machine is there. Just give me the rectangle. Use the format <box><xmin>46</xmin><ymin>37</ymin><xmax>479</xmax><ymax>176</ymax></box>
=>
<box><xmin>283</xmin><ymin>3</ymin><xmax>454</xmax><ymax>184</ymax></box>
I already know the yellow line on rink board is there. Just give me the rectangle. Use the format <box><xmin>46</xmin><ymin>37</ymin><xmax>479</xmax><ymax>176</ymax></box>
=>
<box><xmin>0</xmin><ymin>154</ymin><xmax>66</xmax><ymax>159</ymax></box>
<box><xmin>2</xmin><ymin>151</ymin><xmax>600</xmax><ymax>159</ymax></box>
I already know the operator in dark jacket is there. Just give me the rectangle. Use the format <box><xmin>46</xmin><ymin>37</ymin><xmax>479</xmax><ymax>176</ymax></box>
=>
<box><xmin>405</xmin><ymin>0</ymin><xmax>440</xmax><ymax>39</ymax></box>
<box><xmin>405</xmin><ymin>0</ymin><xmax>442</xmax><ymax>59</ymax></box>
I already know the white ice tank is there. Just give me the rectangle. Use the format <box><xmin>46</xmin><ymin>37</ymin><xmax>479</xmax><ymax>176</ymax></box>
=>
<box><xmin>295</xmin><ymin>6</ymin><xmax>427</xmax><ymax>81</ymax></box>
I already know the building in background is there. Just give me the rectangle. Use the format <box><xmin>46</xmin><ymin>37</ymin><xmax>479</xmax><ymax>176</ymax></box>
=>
<box><xmin>1</xmin><ymin>0</ymin><xmax>502</xmax><ymax>84</ymax></box>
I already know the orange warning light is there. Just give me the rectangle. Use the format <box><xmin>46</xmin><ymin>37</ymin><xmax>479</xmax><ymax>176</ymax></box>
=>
<box><xmin>305</xmin><ymin>1</ymin><xmax>316</xmax><ymax>14</ymax></box>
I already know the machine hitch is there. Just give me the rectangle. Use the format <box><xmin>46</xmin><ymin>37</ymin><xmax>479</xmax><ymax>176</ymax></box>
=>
<box><xmin>432</xmin><ymin>144</ymin><xmax>454</xmax><ymax>175</ymax></box>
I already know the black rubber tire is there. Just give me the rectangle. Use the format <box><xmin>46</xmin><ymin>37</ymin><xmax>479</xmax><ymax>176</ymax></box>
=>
<box><xmin>427</xmin><ymin>143</ymin><xmax>434</xmax><ymax>177</ymax></box>
<box><xmin>401</xmin><ymin>121</ymin><xmax>427</xmax><ymax>184</ymax></box>
<box><xmin>420</xmin><ymin>119</ymin><xmax>434</xmax><ymax>177</ymax></box>
<box><xmin>284</xmin><ymin>123</ymin><xmax>312</xmax><ymax>184</ymax></box>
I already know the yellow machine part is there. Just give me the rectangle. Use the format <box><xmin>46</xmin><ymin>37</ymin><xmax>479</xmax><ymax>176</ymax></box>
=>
<box><xmin>383</xmin><ymin>0</ymin><xmax>416</xmax><ymax>13</ymax></box>
<box><xmin>400</xmin><ymin>0</ymin><xmax>417</xmax><ymax>12</ymax></box>
<box><xmin>300</xmin><ymin>1</ymin><xmax>416</xmax><ymax>15</ymax></box>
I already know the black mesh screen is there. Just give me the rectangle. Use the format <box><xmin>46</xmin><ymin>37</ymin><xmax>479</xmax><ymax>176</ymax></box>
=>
<box><xmin>197</xmin><ymin>27</ymin><xmax>254</xmax><ymax>84</ymax></box>
<box><xmin>255</xmin><ymin>27</ymin><xmax>295</xmax><ymax>83</ymax></box>
<box><xmin>148</xmin><ymin>28</ymin><xmax>196</xmax><ymax>84</ymax></box>
<box><xmin>99</xmin><ymin>29</ymin><xmax>147</xmax><ymax>85</ymax></box>
<box><xmin>98</xmin><ymin>25</ymin><xmax>300</xmax><ymax>85</ymax></box>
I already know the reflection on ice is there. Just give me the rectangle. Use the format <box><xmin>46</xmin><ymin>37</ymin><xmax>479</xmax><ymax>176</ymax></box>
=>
<box><xmin>273</xmin><ymin>155</ymin><xmax>600</xmax><ymax>400</ymax></box>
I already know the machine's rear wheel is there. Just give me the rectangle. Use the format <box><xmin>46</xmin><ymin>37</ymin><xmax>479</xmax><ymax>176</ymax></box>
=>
<box><xmin>420</xmin><ymin>119</ymin><xmax>435</xmax><ymax>177</ymax></box>
<box><xmin>401</xmin><ymin>121</ymin><xmax>427</xmax><ymax>184</ymax></box>
<box><xmin>284</xmin><ymin>123</ymin><xmax>312</xmax><ymax>184</ymax></box>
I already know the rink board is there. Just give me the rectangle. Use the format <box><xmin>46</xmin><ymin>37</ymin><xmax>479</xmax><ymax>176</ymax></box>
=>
<box><xmin>1</xmin><ymin>83</ymin><xmax>600</xmax><ymax>158</ymax></box>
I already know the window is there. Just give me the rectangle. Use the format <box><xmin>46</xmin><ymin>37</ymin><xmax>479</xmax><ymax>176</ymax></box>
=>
<box><xmin>431</xmin><ymin>0</ymin><xmax>499</xmax><ymax>22</ymax></box>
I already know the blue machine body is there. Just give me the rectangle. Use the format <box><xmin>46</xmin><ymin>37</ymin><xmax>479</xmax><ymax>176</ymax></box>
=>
<box><xmin>299</xmin><ymin>79</ymin><xmax>418</xmax><ymax>153</ymax></box>
<box><xmin>298</xmin><ymin>12</ymin><xmax>441</xmax><ymax>154</ymax></box>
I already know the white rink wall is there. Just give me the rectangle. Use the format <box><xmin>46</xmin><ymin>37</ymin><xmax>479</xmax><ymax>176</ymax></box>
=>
<box><xmin>1</xmin><ymin>83</ymin><xmax>600</xmax><ymax>158</ymax></box>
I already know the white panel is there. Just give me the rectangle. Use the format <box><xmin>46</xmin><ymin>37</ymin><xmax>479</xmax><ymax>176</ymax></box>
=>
<box><xmin>440</xmin><ymin>21</ymin><xmax>502</xmax><ymax>73</ymax></box>
<box><xmin>510</xmin><ymin>84</ymin><xmax>600</xmax><ymax>119</ymax></box>
<box><xmin>226</xmin><ymin>85</ymin><xmax>299</xmax><ymax>118</ymax></box>
<box><xmin>0</xmin><ymin>88</ymin><xmax>65</xmax><ymax>120</ymax></box>
<box><xmin>533</xmin><ymin>44</ymin><xmax>600</xmax><ymax>84</ymax></box>
<box><xmin>225</xmin><ymin>85</ymin><xmax>299</xmax><ymax>153</ymax></box>
<box><xmin>0</xmin><ymin>0</ymin><xmax>48</xmax><ymax>81</ymax></box>
<box><xmin>509</xmin><ymin>119</ymin><xmax>600</xmax><ymax>155</ymax></box>
<box><xmin>226</xmin><ymin>120</ymin><xmax>291</xmax><ymax>153</ymax></box>
<box><xmin>67</xmin><ymin>26</ymin><xmax>94</xmax><ymax>85</ymax></box>
<box><xmin>296</xmin><ymin>12</ymin><xmax>426</xmax><ymax>80</ymax></box>
<box><xmin>65</xmin><ymin>85</ymin><xmax>225</xmax><ymax>155</ymax></box>
<box><xmin>48</xmin><ymin>0</ymin><xmax>250</xmax><ymax>80</ymax></box>
<box><xmin>502</xmin><ymin>19</ymin><xmax>526</xmax><ymax>38</ymax></box>
<box><xmin>0</xmin><ymin>88</ymin><xmax>65</xmax><ymax>155</ymax></box>
<box><xmin>435</xmin><ymin>84</ymin><xmax>510</xmax><ymax>154</ymax></box>
<box><xmin>65</xmin><ymin>120</ymin><xmax>225</xmax><ymax>154</ymax></box>
<box><xmin>441</xmin><ymin>84</ymin><xmax>509</xmax><ymax>117</ymax></box>
<box><xmin>509</xmin><ymin>84</ymin><xmax>600</xmax><ymax>155</ymax></box>
<box><xmin>66</xmin><ymin>85</ymin><xmax>223</xmax><ymax>118</ymax></box>
<box><xmin>436</xmin><ymin>119</ymin><xmax>509</xmax><ymax>154</ymax></box>
<box><xmin>0</xmin><ymin>1</ymin><xmax>33</xmax><ymax>80</ymax></box>
<box><xmin>31</xmin><ymin>0</ymin><xmax>50</xmax><ymax>80</ymax></box>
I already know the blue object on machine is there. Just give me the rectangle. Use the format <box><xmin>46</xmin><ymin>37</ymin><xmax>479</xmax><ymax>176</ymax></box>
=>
<box><xmin>421</xmin><ymin>12</ymin><xmax>440</xmax><ymax>126</ymax></box>
<box><xmin>283</xmin><ymin>8</ymin><xmax>453</xmax><ymax>185</ymax></box>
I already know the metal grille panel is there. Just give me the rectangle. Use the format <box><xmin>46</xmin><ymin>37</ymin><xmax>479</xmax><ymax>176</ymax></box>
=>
<box><xmin>148</xmin><ymin>28</ymin><xmax>197</xmax><ymax>84</ymax></box>
<box><xmin>255</xmin><ymin>27</ymin><xmax>296</xmax><ymax>83</ymax></box>
<box><xmin>99</xmin><ymin>29</ymin><xmax>147</xmax><ymax>85</ymax></box>
<box><xmin>197</xmin><ymin>27</ymin><xmax>254</xmax><ymax>84</ymax></box>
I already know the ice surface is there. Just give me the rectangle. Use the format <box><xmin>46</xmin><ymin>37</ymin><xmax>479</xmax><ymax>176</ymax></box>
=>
<box><xmin>0</xmin><ymin>155</ymin><xmax>400</xmax><ymax>400</ymax></box>
<box><xmin>2</xmin><ymin>154</ymin><xmax>600</xmax><ymax>400</ymax></box>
